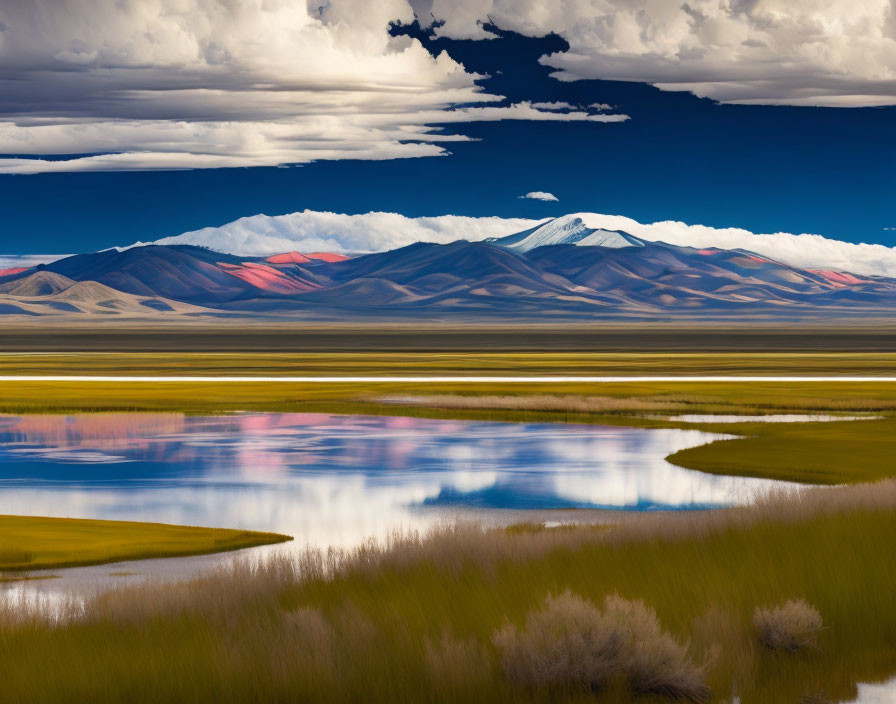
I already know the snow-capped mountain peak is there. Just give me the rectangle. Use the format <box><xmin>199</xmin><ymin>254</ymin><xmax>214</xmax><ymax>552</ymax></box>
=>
<box><xmin>487</xmin><ymin>214</ymin><xmax>645</xmax><ymax>251</ymax></box>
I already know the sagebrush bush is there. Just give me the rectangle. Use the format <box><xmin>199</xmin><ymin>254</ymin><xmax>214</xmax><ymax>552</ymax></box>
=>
<box><xmin>494</xmin><ymin>591</ymin><xmax>709</xmax><ymax>702</ymax></box>
<box><xmin>754</xmin><ymin>599</ymin><xmax>824</xmax><ymax>652</ymax></box>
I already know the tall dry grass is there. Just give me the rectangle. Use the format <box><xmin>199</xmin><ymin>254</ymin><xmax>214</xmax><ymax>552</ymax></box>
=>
<box><xmin>1</xmin><ymin>479</ymin><xmax>895</xmax><ymax>703</ymax></box>
<box><xmin>378</xmin><ymin>394</ymin><xmax>691</xmax><ymax>414</ymax></box>
<box><xmin>376</xmin><ymin>393</ymin><xmax>896</xmax><ymax>414</ymax></box>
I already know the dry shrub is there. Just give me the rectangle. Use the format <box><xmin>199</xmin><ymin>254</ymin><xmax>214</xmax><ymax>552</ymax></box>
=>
<box><xmin>754</xmin><ymin>599</ymin><xmax>824</xmax><ymax>652</ymax></box>
<box><xmin>494</xmin><ymin>591</ymin><xmax>709</xmax><ymax>702</ymax></box>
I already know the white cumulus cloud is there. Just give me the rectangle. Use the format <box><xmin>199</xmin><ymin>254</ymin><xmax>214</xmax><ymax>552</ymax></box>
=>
<box><xmin>145</xmin><ymin>210</ymin><xmax>543</xmax><ymax>255</ymax></box>
<box><xmin>426</xmin><ymin>0</ymin><xmax>896</xmax><ymax>107</ymax></box>
<box><xmin>521</xmin><ymin>191</ymin><xmax>559</xmax><ymax>201</ymax></box>
<box><xmin>141</xmin><ymin>208</ymin><xmax>896</xmax><ymax>278</ymax></box>
<box><xmin>560</xmin><ymin>212</ymin><xmax>896</xmax><ymax>279</ymax></box>
<box><xmin>0</xmin><ymin>0</ymin><xmax>627</xmax><ymax>174</ymax></box>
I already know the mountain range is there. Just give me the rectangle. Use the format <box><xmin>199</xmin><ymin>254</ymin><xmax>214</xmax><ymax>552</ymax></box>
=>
<box><xmin>2</xmin><ymin>215</ymin><xmax>896</xmax><ymax>321</ymax></box>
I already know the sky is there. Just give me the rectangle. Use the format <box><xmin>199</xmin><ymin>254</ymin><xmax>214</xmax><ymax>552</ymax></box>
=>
<box><xmin>0</xmin><ymin>0</ymin><xmax>895</xmax><ymax>255</ymax></box>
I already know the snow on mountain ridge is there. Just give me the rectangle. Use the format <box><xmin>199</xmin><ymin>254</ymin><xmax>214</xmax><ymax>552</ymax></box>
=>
<box><xmin>490</xmin><ymin>213</ymin><xmax>646</xmax><ymax>251</ymax></box>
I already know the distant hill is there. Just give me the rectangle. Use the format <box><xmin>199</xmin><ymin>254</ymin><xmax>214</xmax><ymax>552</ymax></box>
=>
<box><xmin>0</xmin><ymin>270</ymin><xmax>214</xmax><ymax>319</ymax></box>
<box><xmin>3</xmin><ymin>226</ymin><xmax>896</xmax><ymax>320</ymax></box>
<box><xmin>0</xmin><ymin>271</ymin><xmax>76</xmax><ymax>296</ymax></box>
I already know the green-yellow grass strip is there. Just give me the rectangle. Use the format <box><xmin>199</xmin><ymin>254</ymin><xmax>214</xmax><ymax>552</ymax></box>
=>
<box><xmin>0</xmin><ymin>351</ymin><xmax>895</xmax><ymax>376</ymax></box>
<box><xmin>0</xmin><ymin>515</ymin><xmax>291</xmax><ymax>571</ymax></box>
<box><xmin>2</xmin><ymin>378</ymin><xmax>896</xmax><ymax>415</ymax></box>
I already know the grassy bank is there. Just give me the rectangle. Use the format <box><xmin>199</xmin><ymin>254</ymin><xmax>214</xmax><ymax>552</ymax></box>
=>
<box><xmin>2</xmin><ymin>482</ymin><xmax>895</xmax><ymax>703</ymax></box>
<box><xmin>0</xmin><ymin>515</ymin><xmax>291</xmax><ymax>571</ymax></box>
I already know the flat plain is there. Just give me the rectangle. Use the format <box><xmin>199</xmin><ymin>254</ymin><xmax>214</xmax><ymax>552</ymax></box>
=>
<box><xmin>1</xmin><ymin>332</ymin><xmax>895</xmax><ymax>703</ymax></box>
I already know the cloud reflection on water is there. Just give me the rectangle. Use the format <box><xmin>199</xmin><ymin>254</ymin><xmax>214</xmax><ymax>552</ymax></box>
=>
<box><xmin>0</xmin><ymin>412</ymin><xmax>798</xmax><ymax>548</ymax></box>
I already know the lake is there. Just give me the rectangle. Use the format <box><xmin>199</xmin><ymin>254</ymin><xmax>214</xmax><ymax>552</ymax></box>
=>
<box><xmin>0</xmin><ymin>412</ymin><xmax>799</xmax><ymax>549</ymax></box>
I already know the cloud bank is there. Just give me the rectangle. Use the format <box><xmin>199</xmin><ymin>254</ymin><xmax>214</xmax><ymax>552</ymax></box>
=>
<box><xmin>0</xmin><ymin>0</ymin><xmax>625</xmax><ymax>174</ymax></box>
<box><xmin>146</xmin><ymin>209</ymin><xmax>896</xmax><ymax>278</ymax></box>
<box><xmin>148</xmin><ymin>210</ymin><xmax>542</xmax><ymax>256</ymax></box>
<box><xmin>567</xmin><ymin>212</ymin><xmax>896</xmax><ymax>279</ymax></box>
<box><xmin>425</xmin><ymin>0</ymin><xmax>896</xmax><ymax>107</ymax></box>
<box><xmin>521</xmin><ymin>191</ymin><xmax>559</xmax><ymax>201</ymax></box>
<box><xmin>0</xmin><ymin>254</ymin><xmax>69</xmax><ymax>270</ymax></box>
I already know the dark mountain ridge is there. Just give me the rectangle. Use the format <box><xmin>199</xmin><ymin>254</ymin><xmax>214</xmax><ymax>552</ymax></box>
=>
<box><xmin>3</xmin><ymin>232</ymin><xmax>896</xmax><ymax>320</ymax></box>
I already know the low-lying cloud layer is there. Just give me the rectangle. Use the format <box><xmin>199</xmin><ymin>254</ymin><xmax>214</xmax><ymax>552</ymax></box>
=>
<box><xmin>148</xmin><ymin>210</ymin><xmax>541</xmax><ymax>256</ymax></box>
<box><xmin>146</xmin><ymin>209</ymin><xmax>896</xmax><ymax>278</ymax></box>
<box><xmin>566</xmin><ymin>212</ymin><xmax>896</xmax><ymax>279</ymax></box>
<box><xmin>0</xmin><ymin>254</ymin><xmax>71</xmax><ymax>270</ymax></box>
<box><xmin>0</xmin><ymin>0</ymin><xmax>624</xmax><ymax>174</ymax></box>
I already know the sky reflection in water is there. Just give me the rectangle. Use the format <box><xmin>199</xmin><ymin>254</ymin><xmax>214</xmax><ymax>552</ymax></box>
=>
<box><xmin>0</xmin><ymin>412</ymin><xmax>799</xmax><ymax>549</ymax></box>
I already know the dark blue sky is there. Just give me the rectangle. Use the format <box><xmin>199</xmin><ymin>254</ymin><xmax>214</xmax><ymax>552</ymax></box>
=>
<box><xmin>1</xmin><ymin>26</ymin><xmax>894</xmax><ymax>254</ymax></box>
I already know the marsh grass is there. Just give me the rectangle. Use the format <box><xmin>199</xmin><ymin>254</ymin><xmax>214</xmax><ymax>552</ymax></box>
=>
<box><xmin>379</xmin><ymin>394</ymin><xmax>694</xmax><ymax>414</ymax></box>
<box><xmin>0</xmin><ymin>480</ymin><xmax>894</xmax><ymax>703</ymax></box>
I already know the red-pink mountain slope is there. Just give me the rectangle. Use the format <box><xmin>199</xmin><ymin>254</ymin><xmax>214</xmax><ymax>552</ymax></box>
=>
<box><xmin>807</xmin><ymin>269</ymin><xmax>869</xmax><ymax>287</ymax></box>
<box><xmin>0</xmin><ymin>267</ymin><xmax>29</xmax><ymax>277</ymax></box>
<box><xmin>217</xmin><ymin>261</ymin><xmax>320</xmax><ymax>294</ymax></box>
<box><xmin>266</xmin><ymin>251</ymin><xmax>348</xmax><ymax>264</ymax></box>
<box><xmin>266</xmin><ymin>252</ymin><xmax>312</xmax><ymax>264</ymax></box>
<box><xmin>305</xmin><ymin>252</ymin><xmax>349</xmax><ymax>262</ymax></box>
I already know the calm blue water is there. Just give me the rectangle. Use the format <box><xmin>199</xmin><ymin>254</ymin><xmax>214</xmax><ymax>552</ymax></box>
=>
<box><xmin>0</xmin><ymin>412</ymin><xmax>794</xmax><ymax>548</ymax></box>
